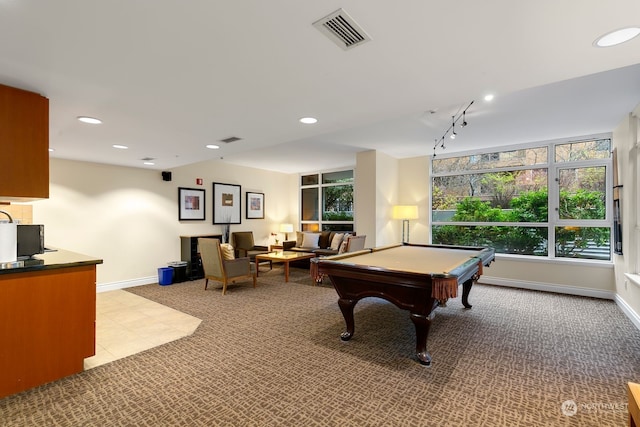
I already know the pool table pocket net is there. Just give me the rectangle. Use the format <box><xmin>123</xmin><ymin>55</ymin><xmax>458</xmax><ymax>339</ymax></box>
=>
<box><xmin>432</xmin><ymin>260</ymin><xmax>483</xmax><ymax>300</ymax></box>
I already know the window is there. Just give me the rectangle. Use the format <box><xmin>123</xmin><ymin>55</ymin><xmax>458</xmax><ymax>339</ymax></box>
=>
<box><xmin>431</xmin><ymin>138</ymin><xmax>612</xmax><ymax>260</ymax></box>
<box><xmin>301</xmin><ymin>188</ymin><xmax>319</xmax><ymax>221</ymax></box>
<box><xmin>300</xmin><ymin>169</ymin><xmax>354</xmax><ymax>232</ymax></box>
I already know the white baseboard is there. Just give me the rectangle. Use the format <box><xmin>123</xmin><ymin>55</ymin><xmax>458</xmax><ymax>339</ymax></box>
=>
<box><xmin>97</xmin><ymin>276</ymin><xmax>156</xmax><ymax>293</ymax></box>
<box><xmin>479</xmin><ymin>276</ymin><xmax>617</xmax><ymax>300</ymax></box>
<box><xmin>480</xmin><ymin>276</ymin><xmax>640</xmax><ymax>331</ymax></box>
<box><xmin>614</xmin><ymin>294</ymin><xmax>640</xmax><ymax>331</ymax></box>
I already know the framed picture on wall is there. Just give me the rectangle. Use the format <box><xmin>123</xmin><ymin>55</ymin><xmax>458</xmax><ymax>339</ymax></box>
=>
<box><xmin>178</xmin><ymin>187</ymin><xmax>206</xmax><ymax>221</ymax></box>
<box><xmin>212</xmin><ymin>182</ymin><xmax>241</xmax><ymax>224</ymax></box>
<box><xmin>246</xmin><ymin>192</ymin><xmax>264</xmax><ymax>219</ymax></box>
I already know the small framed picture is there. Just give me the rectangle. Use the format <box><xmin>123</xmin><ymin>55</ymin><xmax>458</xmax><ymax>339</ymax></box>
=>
<box><xmin>212</xmin><ymin>182</ymin><xmax>241</xmax><ymax>224</ymax></box>
<box><xmin>246</xmin><ymin>192</ymin><xmax>265</xmax><ymax>219</ymax></box>
<box><xmin>178</xmin><ymin>187</ymin><xmax>206</xmax><ymax>221</ymax></box>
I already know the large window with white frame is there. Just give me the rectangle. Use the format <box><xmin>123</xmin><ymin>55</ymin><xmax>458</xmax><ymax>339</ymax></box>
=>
<box><xmin>431</xmin><ymin>137</ymin><xmax>612</xmax><ymax>261</ymax></box>
<box><xmin>300</xmin><ymin>169</ymin><xmax>354</xmax><ymax>232</ymax></box>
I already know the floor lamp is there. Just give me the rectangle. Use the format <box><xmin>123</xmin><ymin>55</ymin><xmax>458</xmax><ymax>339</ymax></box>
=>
<box><xmin>392</xmin><ymin>205</ymin><xmax>418</xmax><ymax>244</ymax></box>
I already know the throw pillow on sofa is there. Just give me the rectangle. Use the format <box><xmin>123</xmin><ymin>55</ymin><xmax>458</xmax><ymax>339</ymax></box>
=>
<box><xmin>220</xmin><ymin>243</ymin><xmax>235</xmax><ymax>260</ymax></box>
<box><xmin>318</xmin><ymin>231</ymin><xmax>333</xmax><ymax>249</ymax></box>
<box><xmin>301</xmin><ymin>232</ymin><xmax>320</xmax><ymax>249</ymax></box>
<box><xmin>337</xmin><ymin>233</ymin><xmax>352</xmax><ymax>254</ymax></box>
<box><xmin>330</xmin><ymin>233</ymin><xmax>344</xmax><ymax>250</ymax></box>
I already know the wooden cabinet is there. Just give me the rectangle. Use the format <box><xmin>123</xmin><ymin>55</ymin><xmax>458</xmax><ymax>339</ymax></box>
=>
<box><xmin>0</xmin><ymin>264</ymin><xmax>97</xmax><ymax>399</ymax></box>
<box><xmin>630</xmin><ymin>382</ymin><xmax>640</xmax><ymax>427</ymax></box>
<box><xmin>181</xmin><ymin>234</ymin><xmax>222</xmax><ymax>280</ymax></box>
<box><xmin>0</xmin><ymin>83</ymin><xmax>49</xmax><ymax>201</ymax></box>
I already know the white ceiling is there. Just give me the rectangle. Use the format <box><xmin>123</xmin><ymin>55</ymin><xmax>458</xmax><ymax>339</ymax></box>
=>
<box><xmin>1</xmin><ymin>1</ymin><xmax>639</xmax><ymax>174</ymax></box>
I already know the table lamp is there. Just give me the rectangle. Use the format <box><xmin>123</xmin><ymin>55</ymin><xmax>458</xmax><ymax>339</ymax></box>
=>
<box><xmin>279</xmin><ymin>223</ymin><xmax>294</xmax><ymax>241</ymax></box>
<box><xmin>392</xmin><ymin>205</ymin><xmax>418</xmax><ymax>243</ymax></box>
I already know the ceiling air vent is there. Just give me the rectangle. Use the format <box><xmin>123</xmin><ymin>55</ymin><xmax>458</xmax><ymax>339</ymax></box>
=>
<box><xmin>220</xmin><ymin>136</ymin><xmax>242</xmax><ymax>143</ymax></box>
<box><xmin>313</xmin><ymin>8</ymin><xmax>371</xmax><ymax>50</ymax></box>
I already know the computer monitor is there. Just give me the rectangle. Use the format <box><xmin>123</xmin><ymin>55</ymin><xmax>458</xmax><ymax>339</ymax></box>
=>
<box><xmin>17</xmin><ymin>224</ymin><xmax>44</xmax><ymax>259</ymax></box>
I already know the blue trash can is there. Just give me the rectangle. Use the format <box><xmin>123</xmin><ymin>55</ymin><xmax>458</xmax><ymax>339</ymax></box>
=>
<box><xmin>158</xmin><ymin>267</ymin><xmax>173</xmax><ymax>286</ymax></box>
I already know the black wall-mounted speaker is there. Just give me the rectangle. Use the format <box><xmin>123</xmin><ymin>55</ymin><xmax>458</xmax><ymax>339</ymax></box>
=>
<box><xmin>162</xmin><ymin>171</ymin><xmax>172</xmax><ymax>181</ymax></box>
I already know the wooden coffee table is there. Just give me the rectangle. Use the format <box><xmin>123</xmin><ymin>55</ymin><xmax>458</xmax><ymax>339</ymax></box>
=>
<box><xmin>255</xmin><ymin>251</ymin><xmax>316</xmax><ymax>282</ymax></box>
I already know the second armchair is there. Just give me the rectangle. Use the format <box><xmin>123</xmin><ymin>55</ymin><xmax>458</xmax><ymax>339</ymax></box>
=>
<box><xmin>231</xmin><ymin>231</ymin><xmax>269</xmax><ymax>261</ymax></box>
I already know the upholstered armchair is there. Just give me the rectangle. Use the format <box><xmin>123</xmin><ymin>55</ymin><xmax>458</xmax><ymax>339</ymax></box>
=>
<box><xmin>344</xmin><ymin>235</ymin><xmax>366</xmax><ymax>252</ymax></box>
<box><xmin>198</xmin><ymin>238</ymin><xmax>256</xmax><ymax>295</ymax></box>
<box><xmin>231</xmin><ymin>231</ymin><xmax>269</xmax><ymax>261</ymax></box>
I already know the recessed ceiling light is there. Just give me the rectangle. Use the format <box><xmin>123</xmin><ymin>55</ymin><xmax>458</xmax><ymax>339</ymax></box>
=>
<box><xmin>206</xmin><ymin>144</ymin><xmax>220</xmax><ymax>149</ymax></box>
<box><xmin>112</xmin><ymin>144</ymin><xmax>128</xmax><ymax>149</ymax></box>
<box><xmin>484</xmin><ymin>94</ymin><xmax>495</xmax><ymax>102</ymax></box>
<box><xmin>299</xmin><ymin>117</ymin><xmax>318</xmax><ymax>124</ymax></box>
<box><xmin>594</xmin><ymin>27</ymin><xmax>640</xmax><ymax>47</ymax></box>
<box><xmin>143</xmin><ymin>162</ymin><xmax>155</xmax><ymax>166</ymax></box>
<box><xmin>77</xmin><ymin>116</ymin><xmax>102</xmax><ymax>124</ymax></box>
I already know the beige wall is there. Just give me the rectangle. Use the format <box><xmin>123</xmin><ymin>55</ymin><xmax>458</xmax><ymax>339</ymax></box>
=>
<box><xmin>373</xmin><ymin>151</ymin><xmax>399</xmax><ymax>247</ymax></box>
<box><xmin>354</xmin><ymin>150</ymin><xmax>404</xmax><ymax>247</ymax></box>
<box><xmin>612</xmin><ymin>104</ymin><xmax>640</xmax><ymax>321</ymax></box>
<box><xmin>354</xmin><ymin>151</ymin><xmax>431</xmax><ymax>247</ymax></box>
<box><xmin>481</xmin><ymin>258</ymin><xmax>614</xmax><ymax>297</ymax></box>
<box><xmin>397</xmin><ymin>156</ymin><xmax>430</xmax><ymax>245</ymax></box>
<box><xmin>32</xmin><ymin>158</ymin><xmax>296</xmax><ymax>288</ymax></box>
<box><xmin>354</xmin><ymin>151</ymin><xmax>378</xmax><ymax>246</ymax></box>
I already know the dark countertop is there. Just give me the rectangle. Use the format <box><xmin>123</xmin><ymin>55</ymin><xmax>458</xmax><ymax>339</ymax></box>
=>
<box><xmin>0</xmin><ymin>248</ymin><xmax>103</xmax><ymax>275</ymax></box>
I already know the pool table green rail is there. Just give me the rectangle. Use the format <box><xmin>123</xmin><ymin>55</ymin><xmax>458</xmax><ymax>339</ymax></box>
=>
<box><xmin>314</xmin><ymin>243</ymin><xmax>495</xmax><ymax>366</ymax></box>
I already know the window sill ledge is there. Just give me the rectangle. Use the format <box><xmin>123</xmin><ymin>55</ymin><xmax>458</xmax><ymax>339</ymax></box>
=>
<box><xmin>624</xmin><ymin>273</ymin><xmax>640</xmax><ymax>287</ymax></box>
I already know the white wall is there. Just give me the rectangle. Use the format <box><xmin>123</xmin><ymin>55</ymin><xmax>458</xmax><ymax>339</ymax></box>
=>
<box><xmin>612</xmin><ymin>104</ymin><xmax>640</xmax><ymax>326</ymax></box>
<box><xmin>32</xmin><ymin>158</ymin><xmax>296</xmax><ymax>289</ymax></box>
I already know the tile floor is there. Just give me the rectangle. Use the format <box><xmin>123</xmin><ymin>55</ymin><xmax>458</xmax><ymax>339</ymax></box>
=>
<box><xmin>84</xmin><ymin>289</ymin><xmax>201</xmax><ymax>370</ymax></box>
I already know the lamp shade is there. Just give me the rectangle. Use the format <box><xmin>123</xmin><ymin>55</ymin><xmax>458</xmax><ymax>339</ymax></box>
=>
<box><xmin>279</xmin><ymin>223</ymin><xmax>294</xmax><ymax>233</ymax></box>
<box><xmin>392</xmin><ymin>205</ymin><xmax>418</xmax><ymax>220</ymax></box>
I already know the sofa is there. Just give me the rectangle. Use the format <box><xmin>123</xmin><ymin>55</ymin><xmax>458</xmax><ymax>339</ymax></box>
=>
<box><xmin>282</xmin><ymin>231</ymin><xmax>355</xmax><ymax>256</ymax></box>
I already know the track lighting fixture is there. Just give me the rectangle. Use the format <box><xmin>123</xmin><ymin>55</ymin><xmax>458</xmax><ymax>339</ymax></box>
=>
<box><xmin>450</xmin><ymin>116</ymin><xmax>456</xmax><ymax>139</ymax></box>
<box><xmin>432</xmin><ymin>100</ymin><xmax>474</xmax><ymax>156</ymax></box>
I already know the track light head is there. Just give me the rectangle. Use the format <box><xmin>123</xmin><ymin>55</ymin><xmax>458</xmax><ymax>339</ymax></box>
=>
<box><xmin>450</xmin><ymin>115</ymin><xmax>456</xmax><ymax>139</ymax></box>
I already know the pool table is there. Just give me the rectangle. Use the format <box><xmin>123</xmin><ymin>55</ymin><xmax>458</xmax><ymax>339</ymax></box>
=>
<box><xmin>314</xmin><ymin>243</ymin><xmax>495</xmax><ymax>366</ymax></box>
